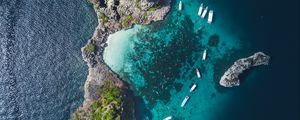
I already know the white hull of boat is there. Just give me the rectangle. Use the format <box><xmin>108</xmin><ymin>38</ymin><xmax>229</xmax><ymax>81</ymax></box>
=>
<box><xmin>198</xmin><ymin>4</ymin><xmax>203</xmax><ymax>16</ymax></box>
<box><xmin>190</xmin><ymin>84</ymin><xmax>197</xmax><ymax>92</ymax></box>
<box><xmin>179</xmin><ymin>1</ymin><xmax>182</xmax><ymax>11</ymax></box>
<box><xmin>202</xmin><ymin>49</ymin><xmax>207</xmax><ymax>60</ymax></box>
<box><xmin>201</xmin><ymin>7</ymin><xmax>208</xmax><ymax>18</ymax></box>
<box><xmin>208</xmin><ymin>10</ymin><xmax>213</xmax><ymax>24</ymax></box>
<box><xmin>181</xmin><ymin>96</ymin><xmax>189</xmax><ymax>107</ymax></box>
<box><xmin>196</xmin><ymin>69</ymin><xmax>201</xmax><ymax>78</ymax></box>
<box><xmin>163</xmin><ymin>116</ymin><xmax>173</xmax><ymax>120</ymax></box>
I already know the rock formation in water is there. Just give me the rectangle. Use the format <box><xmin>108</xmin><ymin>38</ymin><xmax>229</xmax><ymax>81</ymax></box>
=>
<box><xmin>219</xmin><ymin>52</ymin><xmax>270</xmax><ymax>87</ymax></box>
<box><xmin>72</xmin><ymin>0</ymin><xmax>171</xmax><ymax>119</ymax></box>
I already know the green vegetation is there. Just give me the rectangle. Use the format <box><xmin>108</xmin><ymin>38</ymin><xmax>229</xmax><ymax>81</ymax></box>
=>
<box><xmin>102</xmin><ymin>86</ymin><xmax>121</xmax><ymax>107</ymax></box>
<box><xmin>88</xmin><ymin>80</ymin><xmax>123</xmax><ymax>120</ymax></box>
<box><xmin>143</xmin><ymin>12</ymin><xmax>148</xmax><ymax>19</ymax></box>
<box><xmin>103</xmin><ymin>109</ymin><xmax>114</xmax><ymax>120</ymax></box>
<box><xmin>74</xmin><ymin>112</ymin><xmax>81</xmax><ymax>120</ymax></box>
<box><xmin>134</xmin><ymin>0</ymin><xmax>140</xmax><ymax>5</ymax></box>
<box><xmin>142</xmin><ymin>12</ymin><xmax>148</xmax><ymax>23</ymax></box>
<box><xmin>85</xmin><ymin>43</ymin><xmax>95</xmax><ymax>54</ymax></box>
<box><xmin>99</xmin><ymin>13</ymin><xmax>108</xmax><ymax>25</ymax></box>
<box><xmin>135</xmin><ymin>0</ymin><xmax>141</xmax><ymax>10</ymax></box>
<box><xmin>148</xmin><ymin>4</ymin><xmax>161</xmax><ymax>11</ymax></box>
<box><xmin>93</xmin><ymin>104</ymin><xmax>102</xmax><ymax>120</ymax></box>
<box><xmin>121</xmin><ymin>15</ymin><xmax>135</xmax><ymax>28</ymax></box>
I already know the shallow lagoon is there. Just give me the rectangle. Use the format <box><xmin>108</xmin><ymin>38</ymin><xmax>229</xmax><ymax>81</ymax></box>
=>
<box><xmin>103</xmin><ymin>0</ymin><xmax>247</xmax><ymax>119</ymax></box>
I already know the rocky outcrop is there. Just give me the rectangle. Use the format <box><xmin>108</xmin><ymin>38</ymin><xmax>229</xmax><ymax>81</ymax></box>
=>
<box><xmin>94</xmin><ymin>0</ymin><xmax>170</xmax><ymax>31</ymax></box>
<box><xmin>140</xmin><ymin>0</ymin><xmax>157</xmax><ymax>10</ymax></box>
<box><xmin>72</xmin><ymin>0</ymin><xmax>171</xmax><ymax>119</ymax></box>
<box><xmin>219</xmin><ymin>52</ymin><xmax>270</xmax><ymax>87</ymax></box>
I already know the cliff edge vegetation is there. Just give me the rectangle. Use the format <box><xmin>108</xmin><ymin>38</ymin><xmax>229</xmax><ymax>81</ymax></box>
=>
<box><xmin>72</xmin><ymin>0</ymin><xmax>171</xmax><ymax>119</ymax></box>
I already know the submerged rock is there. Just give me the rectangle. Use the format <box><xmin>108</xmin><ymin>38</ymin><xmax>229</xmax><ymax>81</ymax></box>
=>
<box><xmin>219</xmin><ymin>52</ymin><xmax>270</xmax><ymax>87</ymax></box>
<box><xmin>208</xmin><ymin>34</ymin><xmax>219</xmax><ymax>47</ymax></box>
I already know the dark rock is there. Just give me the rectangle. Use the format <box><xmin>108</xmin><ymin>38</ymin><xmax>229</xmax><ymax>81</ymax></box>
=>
<box><xmin>208</xmin><ymin>34</ymin><xmax>219</xmax><ymax>47</ymax></box>
<box><xmin>219</xmin><ymin>52</ymin><xmax>270</xmax><ymax>87</ymax></box>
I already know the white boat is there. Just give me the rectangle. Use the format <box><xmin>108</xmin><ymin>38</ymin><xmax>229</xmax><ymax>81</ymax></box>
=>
<box><xmin>196</xmin><ymin>69</ymin><xmax>201</xmax><ymax>78</ymax></box>
<box><xmin>163</xmin><ymin>116</ymin><xmax>173</xmax><ymax>120</ymax></box>
<box><xmin>208</xmin><ymin>10</ymin><xmax>214</xmax><ymax>24</ymax></box>
<box><xmin>179</xmin><ymin>1</ymin><xmax>182</xmax><ymax>11</ymax></box>
<box><xmin>181</xmin><ymin>96</ymin><xmax>190</xmax><ymax>107</ymax></box>
<box><xmin>197</xmin><ymin>3</ymin><xmax>203</xmax><ymax>16</ymax></box>
<box><xmin>202</xmin><ymin>49</ymin><xmax>207</xmax><ymax>60</ymax></box>
<box><xmin>201</xmin><ymin>7</ymin><xmax>208</xmax><ymax>19</ymax></box>
<box><xmin>190</xmin><ymin>84</ymin><xmax>197</xmax><ymax>92</ymax></box>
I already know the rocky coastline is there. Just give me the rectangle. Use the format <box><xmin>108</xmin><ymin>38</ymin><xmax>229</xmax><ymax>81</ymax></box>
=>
<box><xmin>72</xmin><ymin>0</ymin><xmax>171</xmax><ymax>119</ymax></box>
<box><xmin>219</xmin><ymin>52</ymin><xmax>270</xmax><ymax>87</ymax></box>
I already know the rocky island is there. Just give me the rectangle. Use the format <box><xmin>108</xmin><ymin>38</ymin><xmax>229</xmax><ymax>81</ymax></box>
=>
<box><xmin>72</xmin><ymin>0</ymin><xmax>171</xmax><ymax>119</ymax></box>
<box><xmin>220</xmin><ymin>52</ymin><xmax>270</xmax><ymax>87</ymax></box>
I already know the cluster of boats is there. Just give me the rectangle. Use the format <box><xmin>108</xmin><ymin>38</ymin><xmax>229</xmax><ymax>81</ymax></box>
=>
<box><xmin>164</xmin><ymin>49</ymin><xmax>208</xmax><ymax>120</ymax></box>
<box><xmin>164</xmin><ymin>2</ymin><xmax>211</xmax><ymax>120</ymax></box>
<box><xmin>164</xmin><ymin>2</ymin><xmax>210</xmax><ymax>118</ymax></box>
<box><xmin>179</xmin><ymin>1</ymin><xmax>214</xmax><ymax>24</ymax></box>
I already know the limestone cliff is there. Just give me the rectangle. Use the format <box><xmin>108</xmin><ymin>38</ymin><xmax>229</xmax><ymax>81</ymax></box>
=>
<box><xmin>220</xmin><ymin>52</ymin><xmax>270</xmax><ymax>87</ymax></box>
<box><xmin>72</xmin><ymin>0</ymin><xmax>171</xmax><ymax>119</ymax></box>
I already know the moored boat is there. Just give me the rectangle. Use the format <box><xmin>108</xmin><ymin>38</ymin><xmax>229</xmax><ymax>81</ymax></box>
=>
<box><xmin>179</xmin><ymin>1</ymin><xmax>182</xmax><ymax>11</ymax></box>
<box><xmin>202</xmin><ymin>49</ymin><xmax>207</xmax><ymax>60</ymax></box>
<box><xmin>163</xmin><ymin>116</ymin><xmax>173</xmax><ymax>120</ymax></box>
<box><xmin>181</xmin><ymin>96</ymin><xmax>190</xmax><ymax>107</ymax></box>
<box><xmin>196</xmin><ymin>69</ymin><xmax>201</xmax><ymax>78</ymax></box>
<box><xmin>208</xmin><ymin>10</ymin><xmax>214</xmax><ymax>24</ymax></box>
<box><xmin>201</xmin><ymin>7</ymin><xmax>208</xmax><ymax>18</ymax></box>
<box><xmin>198</xmin><ymin>3</ymin><xmax>203</xmax><ymax>16</ymax></box>
<box><xmin>190</xmin><ymin>84</ymin><xmax>197</xmax><ymax>92</ymax></box>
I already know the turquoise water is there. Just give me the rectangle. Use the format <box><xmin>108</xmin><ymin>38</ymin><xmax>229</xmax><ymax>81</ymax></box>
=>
<box><xmin>103</xmin><ymin>0</ymin><xmax>250</xmax><ymax>119</ymax></box>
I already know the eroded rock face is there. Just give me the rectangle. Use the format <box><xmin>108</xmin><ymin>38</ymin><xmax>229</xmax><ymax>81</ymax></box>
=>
<box><xmin>72</xmin><ymin>0</ymin><xmax>171</xmax><ymax>119</ymax></box>
<box><xmin>93</xmin><ymin>0</ymin><xmax>170</xmax><ymax>30</ymax></box>
<box><xmin>140</xmin><ymin>0</ymin><xmax>156</xmax><ymax>10</ymax></box>
<box><xmin>219</xmin><ymin>52</ymin><xmax>270</xmax><ymax>87</ymax></box>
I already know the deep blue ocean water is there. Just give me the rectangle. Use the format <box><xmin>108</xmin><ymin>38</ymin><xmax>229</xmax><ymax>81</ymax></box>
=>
<box><xmin>215</xmin><ymin>0</ymin><xmax>300</xmax><ymax>119</ymax></box>
<box><xmin>0</xmin><ymin>0</ymin><xmax>97</xmax><ymax>119</ymax></box>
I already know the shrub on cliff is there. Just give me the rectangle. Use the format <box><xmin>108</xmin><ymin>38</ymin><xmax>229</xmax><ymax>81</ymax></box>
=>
<box><xmin>87</xmin><ymin>80</ymin><xmax>122</xmax><ymax>120</ymax></box>
<box><xmin>122</xmin><ymin>15</ymin><xmax>135</xmax><ymax>28</ymax></box>
<box><xmin>143</xmin><ymin>12</ymin><xmax>148</xmax><ymax>19</ymax></box>
<box><xmin>85</xmin><ymin>43</ymin><xmax>95</xmax><ymax>54</ymax></box>
<box><xmin>99</xmin><ymin>13</ymin><xmax>108</xmax><ymax>25</ymax></box>
<box><xmin>148</xmin><ymin>4</ymin><xmax>160</xmax><ymax>11</ymax></box>
<box><xmin>135</xmin><ymin>0</ymin><xmax>141</xmax><ymax>10</ymax></box>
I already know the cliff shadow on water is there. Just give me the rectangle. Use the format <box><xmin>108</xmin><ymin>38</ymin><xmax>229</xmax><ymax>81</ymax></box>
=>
<box><xmin>115</xmin><ymin>67</ymin><xmax>153</xmax><ymax>119</ymax></box>
<box><xmin>134</xmin><ymin>95</ymin><xmax>153</xmax><ymax>119</ymax></box>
